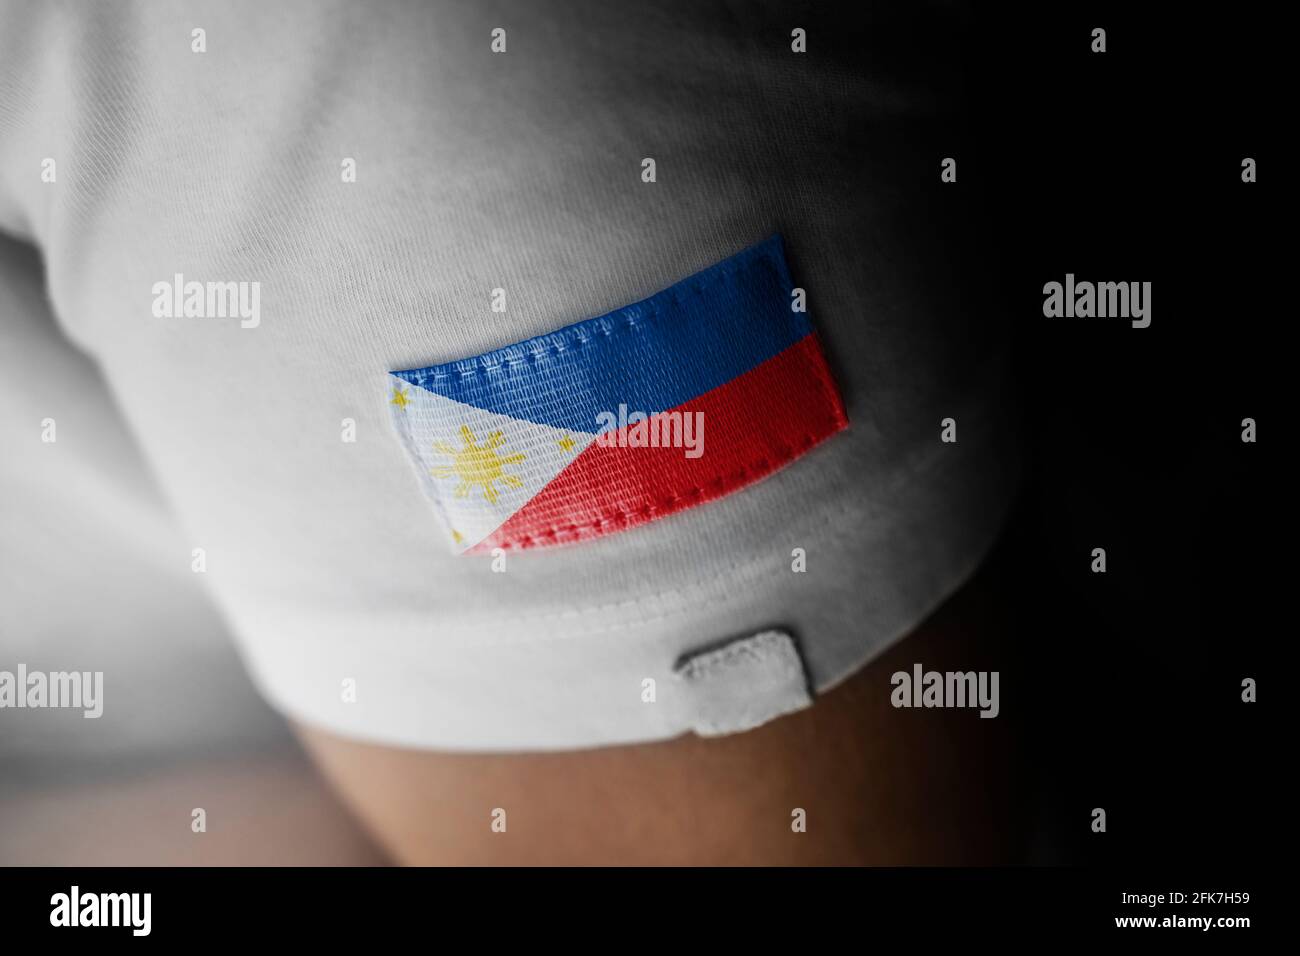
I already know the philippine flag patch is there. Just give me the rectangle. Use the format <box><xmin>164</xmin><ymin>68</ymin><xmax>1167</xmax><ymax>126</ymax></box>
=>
<box><xmin>387</xmin><ymin>234</ymin><xmax>848</xmax><ymax>554</ymax></box>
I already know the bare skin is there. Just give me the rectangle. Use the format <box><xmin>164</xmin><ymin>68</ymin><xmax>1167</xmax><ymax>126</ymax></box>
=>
<box><xmin>297</xmin><ymin>551</ymin><xmax>1025</xmax><ymax>865</ymax></box>
<box><xmin>0</xmin><ymin>751</ymin><xmax>385</xmax><ymax>866</ymax></box>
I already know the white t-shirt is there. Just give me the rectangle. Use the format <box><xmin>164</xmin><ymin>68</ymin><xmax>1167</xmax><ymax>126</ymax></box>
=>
<box><xmin>0</xmin><ymin>1</ymin><xmax>1017</xmax><ymax>750</ymax></box>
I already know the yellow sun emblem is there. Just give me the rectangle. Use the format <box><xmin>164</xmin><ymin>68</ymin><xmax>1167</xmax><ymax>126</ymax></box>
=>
<box><xmin>431</xmin><ymin>425</ymin><xmax>526</xmax><ymax>504</ymax></box>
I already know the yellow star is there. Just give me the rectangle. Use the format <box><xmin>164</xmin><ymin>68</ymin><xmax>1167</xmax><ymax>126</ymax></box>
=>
<box><xmin>391</xmin><ymin>385</ymin><xmax>410</xmax><ymax>409</ymax></box>
<box><xmin>557</xmin><ymin>435</ymin><xmax>576</xmax><ymax>454</ymax></box>
<box><xmin>452</xmin><ymin>529</ymin><xmax>464</xmax><ymax>544</ymax></box>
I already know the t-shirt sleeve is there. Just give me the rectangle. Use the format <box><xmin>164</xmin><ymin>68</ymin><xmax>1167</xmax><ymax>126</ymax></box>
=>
<box><xmin>0</xmin><ymin>0</ymin><xmax>1019</xmax><ymax>750</ymax></box>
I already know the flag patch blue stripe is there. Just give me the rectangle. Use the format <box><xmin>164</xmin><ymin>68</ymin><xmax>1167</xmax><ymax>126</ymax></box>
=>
<box><xmin>392</xmin><ymin>234</ymin><xmax>812</xmax><ymax>434</ymax></box>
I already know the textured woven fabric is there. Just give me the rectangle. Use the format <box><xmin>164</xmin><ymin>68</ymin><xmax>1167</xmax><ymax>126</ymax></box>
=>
<box><xmin>390</xmin><ymin>235</ymin><xmax>848</xmax><ymax>553</ymax></box>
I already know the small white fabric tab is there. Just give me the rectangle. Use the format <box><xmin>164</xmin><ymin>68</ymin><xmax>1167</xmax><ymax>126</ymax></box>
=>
<box><xmin>673</xmin><ymin>630</ymin><xmax>813</xmax><ymax>737</ymax></box>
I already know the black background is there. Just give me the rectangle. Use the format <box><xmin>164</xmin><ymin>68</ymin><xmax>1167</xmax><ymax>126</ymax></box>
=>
<box><xmin>809</xmin><ymin>0</ymin><xmax>1275</xmax><ymax>866</ymax></box>
<box><xmin>968</xmin><ymin>3</ymin><xmax>1274</xmax><ymax>865</ymax></box>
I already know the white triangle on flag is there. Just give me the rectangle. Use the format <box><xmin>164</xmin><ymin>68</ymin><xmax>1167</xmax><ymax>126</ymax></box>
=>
<box><xmin>389</xmin><ymin>376</ymin><xmax>597</xmax><ymax>553</ymax></box>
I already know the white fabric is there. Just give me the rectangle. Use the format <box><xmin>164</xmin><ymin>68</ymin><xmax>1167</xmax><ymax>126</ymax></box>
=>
<box><xmin>0</xmin><ymin>0</ymin><xmax>1018</xmax><ymax>751</ymax></box>
<box><xmin>673</xmin><ymin>631</ymin><xmax>813</xmax><ymax>736</ymax></box>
